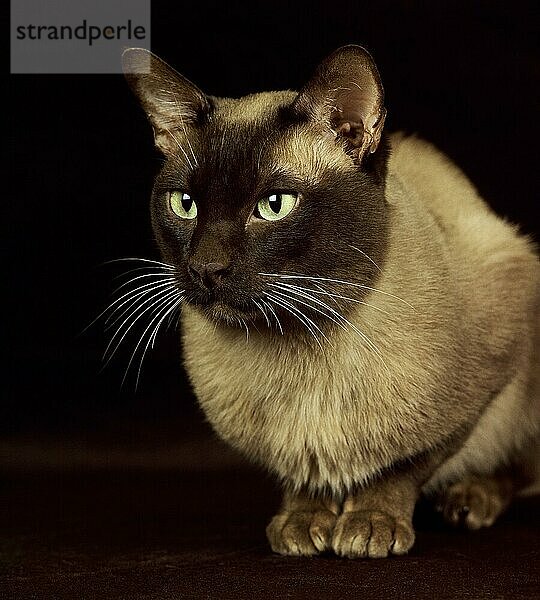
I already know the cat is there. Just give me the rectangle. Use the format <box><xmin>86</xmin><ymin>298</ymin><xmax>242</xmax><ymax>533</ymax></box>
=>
<box><xmin>121</xmin><ymin>45</ymin><xmax>540</xmax><ymax>558</ymax></box>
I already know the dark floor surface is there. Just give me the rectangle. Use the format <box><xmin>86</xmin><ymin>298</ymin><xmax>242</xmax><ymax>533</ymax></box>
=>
<box><xmin>1</xmin><ymin>432</ymin><xmax>539</xmax><ymax>600</ymax></box>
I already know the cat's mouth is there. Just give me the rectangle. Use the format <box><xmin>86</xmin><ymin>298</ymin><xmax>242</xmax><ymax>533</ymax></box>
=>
<box><xmin>187</xmin><ymin>293</ymin><xmax>262</xmax><ymax>325</ymax></box>
<box><xmin>207</xmin><ymin>301</ymin><xmax>258</xmax><ymax>324</ymax></box>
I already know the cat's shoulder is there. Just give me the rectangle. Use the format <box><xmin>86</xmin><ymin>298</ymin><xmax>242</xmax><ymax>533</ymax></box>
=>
<box><xmin>386</xmin><ymin>132</ymin><xmax>536</xmax><ymax>260</ymax></box>
<box><xmin>387</xmin><ymin>132</ymin><xmax>483</xmax><ymax>204</ymax></box>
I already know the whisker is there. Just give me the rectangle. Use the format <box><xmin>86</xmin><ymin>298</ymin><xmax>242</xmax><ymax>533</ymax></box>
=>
<box><xmin>103</xmin><ymin>258</ymin><xmax>176</xmax><ymax>270</ymax></box>
<box><xmin>271</xmin><ymin>284</ymin><xmax>384</xmax><ymax>359</ymax></box>
<box><xmin>261</xmin><ymin>298</ymin><xmax>284</xmax><ymax>335</ymax></box>
<box><xmin>169</xmin><ymin>89</ymin><xmax>199</xmax><ymax>168</ymax></box>
<box><xmin>104</xmin><ymin>279</ymin><xmax>177</xmax><ymax>329</ymax></box>
<box><xmin>124</xmin><ymin>297</ymin><xmax>180</xmax><ymax>390</ymax></box>
<box><xmin>348</xmin><ymin>245</ymin><xmax>382</xmax><ymax>273</ymax></box>
<box><xmin>276</xmin><ymin>282</ymin><xmax>391</xmax><ymax>317</ymax></box>
<box><xmin>135</xmin><ymin>300</ymin><xmax>181</xmax><ymax>386</ymax></box>
<box><xmin>150</xmin><ymin>296</ymin><xmax>184</xmax><ymax>351</ymax></box>
<box><xmin>271</xmin><ymin>286</ymin><xmax>346</xmax><ymax>332</ymax></box>
<box><xmin>266</xmin><ymin>293</ymin><xmax>325</xmax><ymax>348</ymax></box>
<box><xmin>112</xmin><ymin>271</ymin><xmax>177</xmax><ymax>295</ymax></box>
<box><xmin>164</xmin><ymin>127</ymin><xmax>194</xmax><ymax>170</ymax></box>
<box><xmin>312</xmin><ymin>282</ymin><xmax>340</xmax><ymax>306</ymax></box>
<box><xmin>252</xmin><ymin>299</ymin><xmax>271</xmax><ymax>328</ymax></box>
<box><xmin>104</xmin><ymin>276</ymin><xmax>177</xmax><ymax>320</ymax></box>
<box><xmin>103</xmin><ymin>286</ymin><xmax>179</xmax><ymax>365</ymax></box>
<box><xmin>165</xmin><ymin>299</ymin><xmax>183</xmax><ymax>332</ymax></box>
<box><xmin>130</xmin><ymin>294</ymin><xmax>185</xmax><ymax>390</ymax></box>
<box><xmin>84</xmin><ymin>256</ymin><xmax>184</xmax><ymax>388</ymax></box>
<box><xmin>180</xmin><ymin>118</ymin><xmax>199</xmax><ymax>167</ymax></box>
<box><xmin>260</xmin><ymin>273</ymin><xmax>416</xmax><ymax>311</ymax></box>
<box><xmin>103</xmin><ymin>287</ymin><xmax>178</xmax><ymax>367</ymax></box>
<box><xmin>112</xmin><ymin>266</ymin><xmax>175</xmax><ymax>281</ymax></box>
<box><xmin>269</xmin><ymin>288</ymin><xmax>384</xmax><ymax>357</ymax></box>
<box><xmin>81</xmin><ymin>276</ymin><xmax>176</xmax><ymax>335</ymax></box>
<box><xmin>241</xmin><ymin>317</ymin><xmax>250</xmax><ymax>343</ymax></box>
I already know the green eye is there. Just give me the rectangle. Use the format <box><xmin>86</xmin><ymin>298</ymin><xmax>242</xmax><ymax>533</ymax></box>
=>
<box><xmin>169</xmin><ymin>191</ymin><xmax>197</xmax><ymax>219</ymax></box>
<box><xmin>255</xmin><ymin>193</ymin><xmax>298</xmax><ymax>221</ymax></box>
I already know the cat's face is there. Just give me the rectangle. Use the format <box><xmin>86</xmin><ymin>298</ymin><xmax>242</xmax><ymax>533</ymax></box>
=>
<box><xmin>123</xmin><ymin>46</ymin><xmax>389</xmax><ymax>330</ymax></box>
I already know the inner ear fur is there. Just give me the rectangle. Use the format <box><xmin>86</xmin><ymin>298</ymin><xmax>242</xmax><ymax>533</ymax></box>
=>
<box><xmin>292</xmin><ymin>45</ymin><xmax>387</xmax><ymax>163</ymax></box>
<box><xmin>122</xmin><ymin>48</ymin><xmax>210</xmax><ymax>153</ymax></box>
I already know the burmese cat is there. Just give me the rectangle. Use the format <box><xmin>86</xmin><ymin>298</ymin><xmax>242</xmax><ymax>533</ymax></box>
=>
<box><xmin>122</xmin><ymin>45</ymin><xmax>540</xmax><ymax>558</ymax></box>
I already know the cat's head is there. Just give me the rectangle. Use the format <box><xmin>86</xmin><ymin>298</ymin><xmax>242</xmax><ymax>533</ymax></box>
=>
<box><xmin>122</xmin><ymin>45</ymin><xmax>389</xmax><ymax>333</ymax></box>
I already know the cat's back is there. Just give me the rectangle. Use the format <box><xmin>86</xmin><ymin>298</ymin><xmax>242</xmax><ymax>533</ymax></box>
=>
<box><xmin>387</xmin><ymin>133</ymin><xmax>539</xmax><ymax>348</ymax></box>
<box><xmin>387</xmin><ymin>133</ymin><xmax>532</xmax><ymax>260</ymax></box>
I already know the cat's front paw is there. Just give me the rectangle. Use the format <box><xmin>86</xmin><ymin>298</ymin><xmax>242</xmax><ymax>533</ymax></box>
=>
<box><xmin>332</xmin><ymin>510</ymin><xmax>415</xmax><ymax>558</ymax></box>
<box><xmin>266</xmin><ymin>509</ymin><xmax>337</xmax><ymax>556</ymax></box>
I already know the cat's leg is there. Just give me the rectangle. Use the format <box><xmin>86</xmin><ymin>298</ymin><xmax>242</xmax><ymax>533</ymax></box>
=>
<box><xmin>331</xmin><ymin>474</ymin><xmax>418</xmax><ymax>559</ymax></box>
<box><xmin>432</xmin><ymin>369</ymin><xmax>539</xmax><ymax>529</ymax></box>
<box><xmin>330</xmin><ymin>439</ymin><xmax>467</xmax><ymax>559</ymax></box>
<box><xmin>436</xmin><ymin>472</ymin><xmax>515</xmax><ymax>529</ymax></box>
<box><xmin>266</xmin><ymin>489</ymin><xmax>339</xmax><ymax>556</ymax></box>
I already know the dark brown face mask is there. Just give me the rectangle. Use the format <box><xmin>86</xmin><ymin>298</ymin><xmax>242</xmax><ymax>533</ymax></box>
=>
<box><xmin>122</xmin><ymin>45</ymin><xmax>390</xmax><ymax>327</ymax></box>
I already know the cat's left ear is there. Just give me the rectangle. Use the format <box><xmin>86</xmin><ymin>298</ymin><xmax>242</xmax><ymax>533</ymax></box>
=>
<box><xmin>122</xmin><ymin>48</ymin><xmax>210</xmax><ymax>153</ymax></box>
<box><xmin>292</xmin><ymin>45</ymin><xmax>386</xmax><ymax>163</ymax></box>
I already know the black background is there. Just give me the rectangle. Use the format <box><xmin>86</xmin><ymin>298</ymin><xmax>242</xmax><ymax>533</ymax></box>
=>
<box><xmin>6</xmin><ymin>0</ymin><xmax>539</xmax><ymax>435</ymax></box>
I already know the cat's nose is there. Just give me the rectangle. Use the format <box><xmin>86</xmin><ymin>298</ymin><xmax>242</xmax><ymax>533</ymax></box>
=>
<box><xmin>188</xmin><ymin>261</ymin><xmax>229</xmax><ymax>289</ymax></box>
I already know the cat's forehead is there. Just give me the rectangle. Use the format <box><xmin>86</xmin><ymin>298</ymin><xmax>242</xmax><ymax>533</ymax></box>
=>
<box><xmin>201</xmin><ymin>92</ymin><xmax>354</xmax><ymax>184</ymax></box>
<box><xmin>213</xmin><ymin>91</ymin><xmax>296</xmax><ymax>124</ymax></box>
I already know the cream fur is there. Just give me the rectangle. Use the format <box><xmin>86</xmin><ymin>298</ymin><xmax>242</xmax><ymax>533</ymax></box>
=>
<box><xmin>181</xmin><ymin>134</ymin><xmax>540</xmax><ymax>496</ymax></box>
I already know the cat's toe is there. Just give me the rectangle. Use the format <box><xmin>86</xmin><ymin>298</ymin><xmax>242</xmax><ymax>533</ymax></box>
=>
<box><xmin>266</xmin><ymin>509</ymin><xmax>336</xmax><ymax>556</ymax></box>
<box><xmin>438</xmin><ymin>478</ymin><xmax>508</xmax><ymax>530</ymax></box>
<box><xmin>332</xmin><ymin>510</ymin><xmax>415</xmax><ymax>559</ymax></box>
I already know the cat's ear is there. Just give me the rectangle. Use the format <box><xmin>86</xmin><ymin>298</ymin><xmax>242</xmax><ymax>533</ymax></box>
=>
<box><xmin>292</xmin><ymin>45</ymin><xmax>386</xmax><ymax>163</ymax></box>
<box><xmin>122</xmin><ymin>48</ymin><xmax>210</xmax><ymax>153</ymax></box>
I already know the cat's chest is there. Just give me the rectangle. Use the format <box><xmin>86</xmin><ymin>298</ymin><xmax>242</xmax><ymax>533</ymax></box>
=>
<box><xmin>184</xmin><ymin>322</ymin><xmax>341</xmax><ymax>436</ymax></box>
<box><xmin>181</xmin><ymin>310</ymin><xmax>423</xmax><ymax>490</ymax></box>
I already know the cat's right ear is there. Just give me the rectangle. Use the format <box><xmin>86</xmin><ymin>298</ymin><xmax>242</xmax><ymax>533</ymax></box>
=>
<box><xmin>122</xmin><ymin>48</ymin><xmax>210</xmax><ymax>153</ymax></box>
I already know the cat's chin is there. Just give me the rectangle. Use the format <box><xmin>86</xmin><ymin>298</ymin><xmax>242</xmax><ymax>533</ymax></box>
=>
<box><xmin>194</xmin><ymin>299</ymin><xmax>261</xmax><ymax>327</ymax></box>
